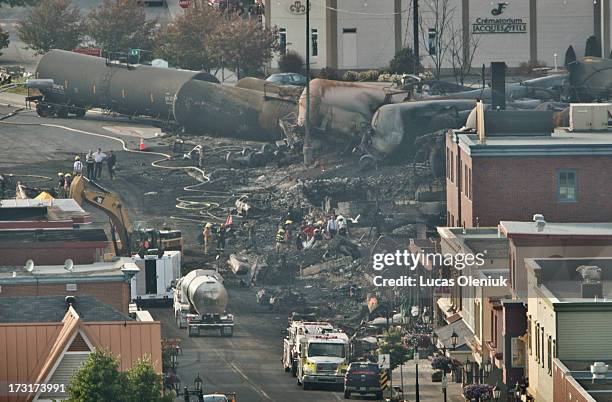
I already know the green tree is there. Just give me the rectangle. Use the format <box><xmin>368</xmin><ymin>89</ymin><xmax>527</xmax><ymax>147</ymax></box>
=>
<box><xmin>154</xmin><ymin>0</ymin><xmax>221</xmax><ymax>70</ymax></box>
<box><xmin>208</xmin><ymin>16</ymin><xmax>277</xmax><ymax>78</ymax></box>
<box><xmin>87</xmin><ymin>0</ymin><xmax>157</xmax><ymax>55</ymax></box>
<box><xmin>278</xmin><ymin>50</ymin><xmax>304</xmax><ymax>74</ymax></box>
<box><xmin>564</xmin><ymin>45</ymin><xmax>576</xmax><ymax>66</ymax></box>
<box><xmin>127</xmin><ymin>357</ymin><xmax>163</xmax><ymax>402</ymax></box>
<box><xmin>585</xmin><ymin>35</ymin><xmax>601</xmax><ymax>57</ymax></box>
<box><xmin>17</xmin><ymin>0</ymin><xmax>82</xmax><ymax>55</ymax></box>
<box><xmin>0</xmin><ymin>0</ymin><xmax>39</xmax><ymax>6</ymax></box>
<box><xmin>379</xmin><ymin>328</ymin><xmax>410</xmax><ymax>371</ymax></box>
<box><xmin>389</xmin><ymin>47</ymin><xmax>421</xmax><ymax>75</ymax></box>
<box><xmin>67</xmin><ymin>349</ymin><xmax>128</xmax><ymax>402</ymax></box>
<box><xmin>0</xmin><ymin>26</ymin><xmax>8</xmax><ymax>56</ymax></box>
<box><xmin>68</xmin><ymin>349</ymin><xmax>169</xmax><ymax>402</ymax></box>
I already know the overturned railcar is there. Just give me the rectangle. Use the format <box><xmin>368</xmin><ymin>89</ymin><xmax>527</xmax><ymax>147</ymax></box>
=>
<box><xmin>33</xmin><ymin>49</ymin><xmax>218</xmax><ymax>118</ymax></box>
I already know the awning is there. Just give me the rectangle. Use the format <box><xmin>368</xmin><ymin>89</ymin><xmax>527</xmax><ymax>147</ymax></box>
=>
<box><xmin>434</xmin><ymin>319</ymin><xmax>474</xmax><ymax>352</ymax></box>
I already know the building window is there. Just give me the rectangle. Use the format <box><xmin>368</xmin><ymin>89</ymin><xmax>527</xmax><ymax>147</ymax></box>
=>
<box><xmin>428</xmin><ymin>28</ymin><xmax>436</xmax><ymax>55</ymax></box>
<box><xmin>450</xmin><ymin>151</ymin><xmax>454</xmax><ymax>182</ymax></box>
<box><xmin>557</xmin><ymin>169</ymin><xmax>577</xmax><ymax>202</ymax></box>
<box><xmin>535</xmin><ymin>323</ymin><xmax>540</xmax><ymax>362</ymax></box>
<box><xmin>446</xmin><ymin>149</ymin><xmax>450</xmax><ymax>179</ymax></box>
<box><xmin>541</xmin><ymin>327</ymin><xmax>545</xmax><ymax>368</ymax></box>
<box><xmin>527</xmin><ymin>317</ymin><xmax>532</xmax><ymax>353</ymax></box>
<box><xmin>463</xmin><ymin>164</ymin><xmax>468</xmax><ymax>196</ymax></box>
<box><xmin>279</xmin><ymin>28</ymin><xmax>287</xmax><ymax>55</ymax></box>
<box><xmin>468</xmin><ymin>168</ymin><xmax>472</xmax><ymax>200</ymax></box>
<box><xmin>547</xmin><ymin>336</ymin><xmax>552</xmax><ymax>374</ymax></box>
<box><xmin>311</xmin><ymin>28</ymin><xmax>318</xmax><ymax>57</ymax></box>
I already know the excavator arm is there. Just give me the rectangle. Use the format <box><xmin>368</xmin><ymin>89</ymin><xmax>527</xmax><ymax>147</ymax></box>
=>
<box><xmin>69</xmin><ymin>175</ymin><xmax>133</xmax><ymax>256</ymax></box>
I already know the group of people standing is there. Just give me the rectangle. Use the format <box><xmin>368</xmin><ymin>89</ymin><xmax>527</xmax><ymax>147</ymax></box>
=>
<box><xmin>275</xmin><ymin>214</ymin><xmax>349</xmax><ymax>253</ymax></box>
<box><xmin>55</xmin><ymin>149</ymin><xmax>117</xmax><ymax>197</ymax></box>
<box><xmin>82</xmin><ymin>148</ymin><xmax>117</xmax><ymax>180</ymax></box>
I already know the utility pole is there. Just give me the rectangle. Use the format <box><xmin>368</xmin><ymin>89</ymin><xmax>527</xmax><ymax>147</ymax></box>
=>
<box><xmin>303</xmin><ymin>0</ymin><xmax>313</xmax><ymax>165</ymax></box>
<box><xmin>413</xmin><ymin>0</ymin><xmax>419</xmax><ymax>72</ymax></box>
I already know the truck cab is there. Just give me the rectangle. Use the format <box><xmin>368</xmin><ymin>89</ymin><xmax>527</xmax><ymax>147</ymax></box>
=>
<box><xmin>296</xmin><ymin>332</ymin><xmax>349</xmax><ymax>390</ymax></box>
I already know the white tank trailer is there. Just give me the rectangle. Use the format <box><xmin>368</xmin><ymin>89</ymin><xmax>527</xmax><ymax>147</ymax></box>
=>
<box><xmin>173</xmin><ymin>269</ymin><xmax>234</xmax><ymax>337</ymax></box>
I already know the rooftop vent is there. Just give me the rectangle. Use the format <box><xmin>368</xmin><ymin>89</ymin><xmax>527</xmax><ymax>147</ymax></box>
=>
<box><xmin>577</xmin><ymin>265</ymin><xmax>603</xmax><ymax>299</ymax></box>
<box><xmin>591</xmin><ymin>362</ymin><xmax>609</xmax><ymax>382</ymax></box>
<box><xmin>533</xmin><ymin>214</ymin><xmax>546</xmax><ymax>232</ymax></box>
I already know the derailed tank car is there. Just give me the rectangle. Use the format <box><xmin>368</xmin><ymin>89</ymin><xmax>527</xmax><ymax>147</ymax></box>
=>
<box><xmin>33</xmin><ymin>49</ymin><xmax>217</xmax><ymax>118</ymax></box>
<box><xmin>173</xmin><ymin>79</ymin><xmax>296</xmax><ymax>140</ymax></box>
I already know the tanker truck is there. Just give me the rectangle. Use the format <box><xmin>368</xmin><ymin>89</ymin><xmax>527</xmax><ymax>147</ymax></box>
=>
<box><xmin>173</xmin><ymin>269</ymin><xmax>234</xmax><ymax>337</ymax></box>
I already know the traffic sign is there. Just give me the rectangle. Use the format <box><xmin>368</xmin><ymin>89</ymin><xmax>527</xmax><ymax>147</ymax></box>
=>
<box><xmin>129</xmin><ymin>48</ymin><xmax>141</xmax><ymax>57</ymax></box>
<box><xmin>378</xmin><ymin>353</ymin><xmax>390</xmax><ymax>369</ymax></box>
<box><xmin>179</xmin><ymin>0</ymin><xmax>190</xmax><ymax>8</ymax></box>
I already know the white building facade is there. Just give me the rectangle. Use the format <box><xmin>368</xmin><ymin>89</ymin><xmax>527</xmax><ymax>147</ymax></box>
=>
<box><xmin>265</xmin><ymin>0</ymin><xmax>607</xmax><ymax>71</ymax></box>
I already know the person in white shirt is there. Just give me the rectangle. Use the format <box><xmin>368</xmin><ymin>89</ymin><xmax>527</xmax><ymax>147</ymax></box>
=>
<box><xmin>93</xmin><ymin>148</ymin><xmax>106</xmax><ymax>179</ymax></box>
<box><xmin>73</xmin><ymin>156</ymin><xmax>83</xmax><ymax>176</ymax></box>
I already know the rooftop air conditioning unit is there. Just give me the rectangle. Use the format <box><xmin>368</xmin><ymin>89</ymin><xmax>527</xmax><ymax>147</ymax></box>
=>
<box><xmin>591</xmin><ymin>362</ymin><xmax>609</xmax><ymax>381</ymax></box>
<box><xmin>569</xmin><ymin>103</ymin><xmax>612</xmax><ymax>131</ymax></box>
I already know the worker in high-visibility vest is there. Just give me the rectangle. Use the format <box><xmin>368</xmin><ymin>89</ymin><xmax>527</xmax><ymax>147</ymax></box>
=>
<box><xmin>275</xmin><ymin>227</ymin><xmax>286</xmax><ymax>253</ymax></box>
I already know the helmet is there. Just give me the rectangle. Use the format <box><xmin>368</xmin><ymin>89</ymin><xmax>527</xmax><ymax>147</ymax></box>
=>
<box><xmin>65</xmin><ymin>173</ymin><xmax>71</xmax><ymax>177</ymax></box>
<box><xmin>58</xmin><ymin>172</ymin><xmax>64</xmax><ymax>176</ymax></box>
<box><xmin>205</xmin><ymin>222</ymin><xmax>213</xmax><ymax>228</ymax></box>
<box><xmin>74</xmin><ymin>156</ymin><xmax>80</xmax><ymax>161</ymax></box>
<box><xmin>285</xmin><ymin>220</ymin><xmax>293</xmax><ymax>225</ymax></box>
<box><xmin>278</xmin><ymin>228</ymin><xmax>285</xmax><ymax>233</ymax></box>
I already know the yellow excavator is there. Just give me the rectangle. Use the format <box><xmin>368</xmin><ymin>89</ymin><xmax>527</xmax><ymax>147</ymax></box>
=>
<box><xmin>69</xmin><ymin>175</ymin><xmax>182</xmax><ymax>257</ymax></box>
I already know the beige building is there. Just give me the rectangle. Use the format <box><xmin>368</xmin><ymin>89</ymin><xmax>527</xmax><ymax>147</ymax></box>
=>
<box><xmin>265</xmin><ymin>0</ymin><xmax>603</xmax><ymax>71</ymax></box>
<box><xmin>0</xmin><ymin>296</ymin><xmax>161</xmax><ymax>402</ymax></box>
<box><xmin>525</xmin><ymin>257</ymin><xmax>612</xmax><ymax>402</ymax></box>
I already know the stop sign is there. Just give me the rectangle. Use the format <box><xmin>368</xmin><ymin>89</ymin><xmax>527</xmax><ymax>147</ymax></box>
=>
<box><xmin>179</xmin><ymin>0</ymin><xmax>190</xmax><ymax>8</ymax></box>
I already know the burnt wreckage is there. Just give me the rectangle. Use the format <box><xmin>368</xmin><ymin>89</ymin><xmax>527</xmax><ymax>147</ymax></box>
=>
<box><xmin>31</xmin><ymin>50</ymin><xmax>612</xmax><ymax>169</ymax></box>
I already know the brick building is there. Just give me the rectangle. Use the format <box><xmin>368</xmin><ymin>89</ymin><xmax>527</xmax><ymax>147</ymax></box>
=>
<box><xmin>0</xmin><ymin>258</ymin><xmax>136</xmax><ymax>314</ymax></box>
<box><xmin>446</xmin><ymin>109</ymin><xmax>612</xmax><ymax>228</ymax></box>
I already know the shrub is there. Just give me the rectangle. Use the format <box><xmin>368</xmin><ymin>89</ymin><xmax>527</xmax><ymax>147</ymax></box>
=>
<box><xmin>358</xmin><ymin>69</ymin><xmax>380</xmax><ymax>81</ymax></box>
<box><xmin>318</xmin><ymin>67</ymin><xmax>340</xmax><ymax>80</ymax></box>
<box><xmin>342</xmin><ymin>70</ymin><xmax>359</xmax><ymax>82</ymax></box>
<box><xmin>516</xmin><ymin>60</ymin><xmax>547</xmax><ymax>76</ymax></box>
<box><xmin>585</xmin><ymin>35</ymin><xmax>601</xmax><ymax>57</ymax></box>
<box><xmin>463</xmin><ymin>384</ymin><xmax>493</xmax><ymax>401</ymax></box>
<box><xmin>564</xmin><ymin>45</ymin><xmax>576</xmax><ymax>66</ymax></box>
<box><xmin>278</xmin><ymin>50</ymin><xmax>304</xmax><ymax>74</ymax></box>
<box><xmin>389</xmin><ymin>47</ymin><xmax>421</xmax><ymax>74</ymax></box>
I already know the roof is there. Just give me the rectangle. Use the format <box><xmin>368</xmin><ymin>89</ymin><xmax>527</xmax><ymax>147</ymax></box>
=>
<box><xmin>0</xmin><ymin>198</ymin><xmax>90</xmax><ymax>225</ymax></box>
<box><xmin>438</xmin><ymin>227</ymin><xmax>509</xmax><ymax>258</ymax></box>
<box><xmin>0</xmin><ymin>295</ymin><xmax>132</xmax><ymax>323</ymax></box>
<box><xmin>500</xmin><ymin>221</ymin><xmax>612</xmax><ymax>237</ymax></box>
<box><xmin>0</xmin><ymin>257</ymin><xmax>136</xmax><ymax>284</ymax></box>
<box><xmin>434</xmin><ymin>319</ymin><xmax>473</xmax><ymax>351</ymax></box>
<box><xmin>454</xmin><ymin>129</ymin><xmax>612</xmax><ymax>157</ymax></box>
<box><xmin>526</xmin><ymin>257</ymin><xmax>612</xmax><ymax>303</ymax></box>
<box><xmin>0</xmin><ymin>228</ymin><xmax>107</xmax><ymax>243</ymax></box>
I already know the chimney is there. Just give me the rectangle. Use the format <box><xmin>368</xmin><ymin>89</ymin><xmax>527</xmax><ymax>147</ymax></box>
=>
<box><xmin>491</xmin><ymin>62</ymin><xmax>506</xmax><ymax>110</ymax></box>
<box><xmin>577</xmin><ymin>265</ymin><xmax>603</xmax><ymax>299</ymax></box>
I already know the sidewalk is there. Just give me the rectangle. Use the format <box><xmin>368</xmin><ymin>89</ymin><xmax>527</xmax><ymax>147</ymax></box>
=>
<box><xmin>391</xmin><ymin>358</ymin><xmax>465</xmax><ymax>402</ymax></box>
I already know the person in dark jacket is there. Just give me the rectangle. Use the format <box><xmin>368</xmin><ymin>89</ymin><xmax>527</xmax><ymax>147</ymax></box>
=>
<box><xmin>107</xmin><ymin>150</ymin><xmax>117</xmax><ymax>179</ymax></box>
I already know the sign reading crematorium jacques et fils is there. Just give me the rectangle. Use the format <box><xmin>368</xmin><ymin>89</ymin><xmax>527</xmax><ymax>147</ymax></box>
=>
<box><xmin>472</xmin><ymin>2</ymin><xmax>527</xmax><ymax>34</ymax></box>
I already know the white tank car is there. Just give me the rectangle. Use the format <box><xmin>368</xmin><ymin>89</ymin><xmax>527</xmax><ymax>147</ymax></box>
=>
<box><xmin>174</xmin><ymin>269</ymin><xmax>234</xmax><ymax>337</ymax></box>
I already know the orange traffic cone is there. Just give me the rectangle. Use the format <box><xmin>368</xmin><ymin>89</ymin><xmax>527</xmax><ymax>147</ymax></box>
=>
<box><xmin>139</xmin><ymin>138</ymin><xmax>145</xmax><ymax>151</ymax></box>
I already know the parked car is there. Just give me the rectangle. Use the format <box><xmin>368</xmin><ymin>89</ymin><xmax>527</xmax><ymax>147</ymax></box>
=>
<box><xmin>343</xmin><ymin>361</ymin><xmax>383</xmax><ymax>399</ymax></box>
<box><xmin>265</xmin><ymin>73</ymin><xmax>308</xmax><ymax>87</ymax></box>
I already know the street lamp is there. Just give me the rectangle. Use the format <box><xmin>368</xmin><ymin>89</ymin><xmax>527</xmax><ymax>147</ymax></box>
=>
<box><xmin>492</xmin><ymin>383</ymin><xmax>501</xmax><ymax>402</ymax></box>
<box><xmin>194</xmin><ymin>373</ymin><xmax>203</xmax><ymax>392</ymax></box>
<box><xmin>450</xmin><ymin>330</ymin><xmax>459</xmax><ymax>350</ymax></box>
<box><xmin>441</xmin><ymin>374</ymin><xmax>448</xmax><ymax>402</ymax></box>
<box><xmin>484</xmin><ymin>359</ymin><xmax>492</xmax><ymax>375</ymax></box>
<box><xmin>414</xmin><ymin>346</ymin><xmax>421</xmax><ymax>402</ymax></box>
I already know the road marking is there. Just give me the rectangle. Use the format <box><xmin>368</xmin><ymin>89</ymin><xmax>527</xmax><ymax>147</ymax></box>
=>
<box><xmin>228</xmin><ymin>361</ymin><xmax>274</xmax><ymax>401</ymax></box>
